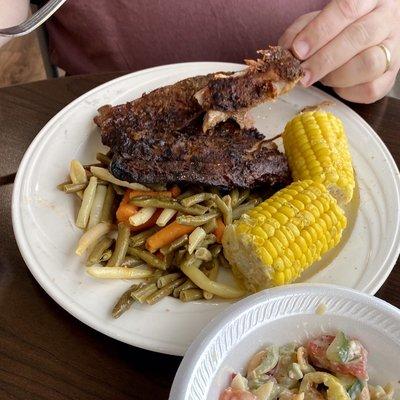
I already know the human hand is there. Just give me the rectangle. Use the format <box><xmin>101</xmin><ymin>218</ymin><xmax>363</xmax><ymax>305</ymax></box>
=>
<box><xmin>278</xmin><ymin>0</ymin><xmax>400</xmax><ymax>103</ymax></box>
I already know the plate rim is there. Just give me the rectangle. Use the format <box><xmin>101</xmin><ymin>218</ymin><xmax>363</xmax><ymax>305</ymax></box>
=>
<box><xmin>169</xmin><ymin>283</ymin><xmax>400</xmax><ymax>400</ymax></box>
<box><xmin>12</xmin><ymin>62</ymin><xmax>400</xmax><ymax>356</ymax></box>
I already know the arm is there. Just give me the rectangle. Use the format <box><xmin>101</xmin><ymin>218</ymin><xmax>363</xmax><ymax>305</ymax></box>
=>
<box><xmin>279</xmin><ymin>0</ymin><xmax>400</xmax><ymax>103</ymax></box>
<box><xmin>0</xmin><ymin>0</ymin><xmax>30</xmax><ymax>47</ymax></box>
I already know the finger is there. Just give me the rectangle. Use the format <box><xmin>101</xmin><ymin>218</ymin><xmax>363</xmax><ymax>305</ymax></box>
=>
<box><xmin>301</xmin><ymin>6</ymin><xmax>392</xmax><ymax>86</ymax></box>
<box><xmin>278</xmin><ymin>11</ymin><xmax>320</xmax><ymax>49</ymax></box>
<box><xmin>292</xmin><ymin>0</ymin><xmax>378</xmax><ymax>60</ymax></box>
<box><xmin>321</xmin><ymin>39</ymin><xmax>396</xmax><ymax>87</ymax></box>
<box><xmin>334</xmin><ymin>68</ymin><xmax>398</xmax><ymax>103</ymax></box>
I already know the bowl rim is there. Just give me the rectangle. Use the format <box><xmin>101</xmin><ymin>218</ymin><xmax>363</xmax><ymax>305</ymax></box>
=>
<box><xmin>170</xmin><ymin>283</ymin><xmax>400</xmax><ymax>400</ymax></box>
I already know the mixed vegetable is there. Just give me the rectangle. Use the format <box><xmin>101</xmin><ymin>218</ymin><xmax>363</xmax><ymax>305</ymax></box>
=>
<box><xmin>221</xmin><ymin>332</ymin><xmax>395</xmax><ymax>400</ymax></box>
<box><xmin>58</xmin><ymin>153</ymin><xmax>271</xmax><ymax>317</ymax></box>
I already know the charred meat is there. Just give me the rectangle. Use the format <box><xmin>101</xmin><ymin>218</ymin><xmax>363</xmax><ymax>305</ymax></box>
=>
<box><xmin>109</xmin><ymin>118</ymin><xmax>291</xmax><ymax>189</ymax></box>
<box><xmin>195</xmin><ymin>46</ymin><xmax>303</xmax><ymax>131</ymax></box>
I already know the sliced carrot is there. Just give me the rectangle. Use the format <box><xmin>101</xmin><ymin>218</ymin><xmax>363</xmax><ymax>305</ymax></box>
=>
<box><xmin>129</xmin><ymin>190</ymin><xmax>172</xmax><ymax>199</ymax></box>
<box><xmin>170</xmin><ymin>185</ymin><xmax>181</xmax><ymax>198</ymax></box>
<box><xmin>130</xmin><ymin>209</ymin><xmax>162</xmax><ymax>232</ymax></box>
<box><xmin>214</xmin><ymin>218</ymin><xmax>226</xmax><ymax>243</ymax></box>
<box><xmin>146</xmin><ymin>221</ymin><xmax>195</xmax><ymax>253</ymax></box>
<box><xmin>116</xmin><ymin>191</ymin><xmax>138</xmax><ymax>222</ymax></box>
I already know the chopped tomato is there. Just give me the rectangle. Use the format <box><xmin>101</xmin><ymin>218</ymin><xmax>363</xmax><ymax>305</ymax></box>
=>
<box><xmin>307</xmin><ymin>335</ymin><xmax>368</xmax><ymax>380</ymax></box>
<box><xmin>219</xmin><ymin>388</ymin><xmax>257</xmax><ymax>400</ymax></box>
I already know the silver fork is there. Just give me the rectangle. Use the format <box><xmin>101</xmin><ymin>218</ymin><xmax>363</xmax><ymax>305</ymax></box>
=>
<box><xmin>0</xmin><ymin>0</ymin><xmax>67</xmax><ymax>37</ymax></box>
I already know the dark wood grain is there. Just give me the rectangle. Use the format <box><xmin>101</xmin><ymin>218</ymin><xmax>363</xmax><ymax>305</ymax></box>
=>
<box><xmin>0</xmin><ymin>74</ymin><xmax>399</xmax><ymax>400</ymax></box>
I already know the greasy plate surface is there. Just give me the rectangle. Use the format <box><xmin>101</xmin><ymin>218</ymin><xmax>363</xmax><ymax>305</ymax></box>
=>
<box><xmin>12</xmin><ymin>62</ymin><xmax>400</xmax><ymax>355</ymax></box>
<box><xmin>170</xmin><ymin>284</ymin><xmax>400</xmax><ymax>399</ymax></box>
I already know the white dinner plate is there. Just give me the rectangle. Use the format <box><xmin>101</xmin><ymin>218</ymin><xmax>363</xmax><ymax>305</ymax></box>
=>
<box><xmin>12</xmin><ymin>62</ymin><xmax>400</xmax><ymax>356</ymax></box>
<box><xmin>170</xmin><ymin>284</ymin><xmax>400</xmax><ymax>399</ymax></box>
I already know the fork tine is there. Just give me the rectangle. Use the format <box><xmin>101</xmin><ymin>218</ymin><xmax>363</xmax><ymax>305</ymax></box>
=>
<box><xmin>0</xmin><ymin>0</ymin><xmax>66</xmax><ymax>37</ymax></box>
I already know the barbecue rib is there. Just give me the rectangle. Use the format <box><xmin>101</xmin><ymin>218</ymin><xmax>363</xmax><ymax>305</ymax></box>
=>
<box><xmin>94</xmin><ymin>46</ymin><xmax>301</xmax><ymax>189</ymax></box>
<box><xmin>94</xmin><ymin>74</ymin><xmax>214</xmax><ymax>150</ymax></box>
<box><xmin>195</xmin><ymin>46</ymin><xmax>303</xmax><ymax>131</ymax></box>
<box><xmin>109</xmin><ymin>118</ymin><xmax>291</xmax><ymax>189</ymax></box>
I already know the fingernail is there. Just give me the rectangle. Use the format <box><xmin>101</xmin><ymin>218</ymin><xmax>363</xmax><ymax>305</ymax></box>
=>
<box><xmin>293</xmin><ymin>40</ymin><xmax>309</xmax><ymax>59</ymax></box>
<box><xmin>300</xmin><ymin>70</ymin><xmax>311</xmax><ymax>87</ymax></box>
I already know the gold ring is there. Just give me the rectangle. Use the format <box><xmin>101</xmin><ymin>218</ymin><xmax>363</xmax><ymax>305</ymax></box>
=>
<box><xmin>378</xmin><ymin>44</ymin><xmax>391</xmax><ymax>73</ymax></box>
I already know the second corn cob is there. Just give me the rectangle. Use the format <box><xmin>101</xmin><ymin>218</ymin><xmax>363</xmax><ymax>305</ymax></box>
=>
<box><xmin>222</xmin><ymin>180</ymin><xmax>347</xmax><ymax>291</ymax></box>
<box><xmin>282</xmin><ymin>110</ymin><xmax>355</xmax><ymax>205</ymax></box>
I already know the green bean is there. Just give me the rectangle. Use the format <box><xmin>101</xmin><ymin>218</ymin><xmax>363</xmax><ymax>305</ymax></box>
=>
<box><xmin>96</xmin><ymin>152</ymin><xmax>111</xmax><ymax>166</ymax></box>
<box><xmin>130</xmin><ymin>196</ymin><xmax>207</xmax><ymax>215</ymax></box>
<box><xmin>181</xmin><ymin>193</ymin><xmax>212</xmax><ymax>207</ymax></box>
<box><xmin>70</xmin><ymin>160</ymin><xmax>88</xmax><ymax>199</ymax></box>
<box><xmin>156</xmin><ymin>208</ymin><xmax>177</xmax><ymax>227</ymax></box>
<box><xmin>132</xmin><ymin>283</ymin><xmax>158</xmax><ymax>303</ymax></box>
<box><xmin>76</xmin><ymin>176</ymin><xmax>98</xmax><ymax>229</ymax></box>
<box><xmin>203</xmin><ymin>258</ymin><xmax>220</xmax><ymax>300</ymax></box>
<box><xmin>112</xmin><ymin>283</ymin><xmax>143</xmax><ymax>318</ymax></box>
<box><xmin>176</xmin><ymin>190</ymin><xmax>194</xmax><ymax>201</ymax></box>
<box><xmin>101</xmin><ymin>185</ymin><xmax>116</xmax><ymax>223</ymax></box>
<box><xmin>188</xmin><ymin>227</ymin><xmax>207</xmax><ymax>254</ymax></box>
<box><xmin>222</xmin><ymin>195</ymin><xmax>232</xmax><ymax>207</ymax></box>
<box><xmin>209</xmin><ymin>244</ymin><xmax>223</xmax><ymax>258</ymax></box>
<box><xmin>180</xmin><ymin>289</ymin><xmax>204</xmax><ymax>302</ymax></box>
<box><xmin>232</xmin><ymin>199</ymin><xmax>260</xmax><ymax>220</ymax></box>
<box><xmin>87</xmin><ymin>237</ymin><xmax>114</xmax><ymax>265</ymax></box>
<box><xmin>203</xmin><ymin>218</ymin><xmax>217</xmax><ymax>234</ymax></box>
<box><xmin>235</xmin><ymin>189</ymin><xmax>251</xmax><ymax>207</ymax></box>
<box><xmin>176</xmin><ymin>211</ymin><xmax>219</xmax><ymax>227</ymax></box>
<box><xmin>121</xmin><ymin>256</ymin><xmax>143</xmax><ymax>268</ymax></box>
<box><xmin>147</xmin><ymin>183</ymin><xmax>167</xmax><ymax>191</ymax></box>
<box><xmin>145</xmin><ymin>269</ymin><xmax>164</xmax><ymax>282</ymax></box>
<box><xmin>180</xmin><ymin>253</ymin><xmax>203</xmax><ymax>270</ymax></box>
<box><xmin>218</xmin><ymin>253</ymin><xmax>231</xmax><ymax>269</ymax></box>
<box><xmin>157</xmin><ymin>272</ymin><xmax>182</xmax><ymax>288</ymax></box>
<box><xmin>83</xmin><ymin>162</ymin><xmax>103</xmax><ymax>169</ymax></box>
<box><xmin>200</xmin><ymin>234</ymin><xmax>217</xmax><ymax>248</ymax></box>
<box><xmin>194</xmin><ymin>247</ymin><xmax>212</xmax><ymax>262</ymax></box>
<box><xmin>173</xmin><ymin>249</ymin><xmax>187</xmax><ymax>266</ymax></box>
<box><xmin>57</xmin><ymin>180</ymin><xmax>72</xmax><ymax>191</ymax></box>
<box><xmin>127</xmin><ymin>247</ymin><xmax>167</xmax><ymax>270</ymax></box>
<box><xmin>210</xmin><ymin>187</ymin><xmax>220</xmax><ymax>195</ymax></box>
<box><xmin>61</xmin><ymin>182</ymin><xmax>88</xmax><ymax>193</ymax></box>
<box><xmin>230</xmin><ymin>189</ymin><xmax>240</xmax><ymax>207</ymax></box>
<box><xmin>160</xmin><ymin>235</ymin><xmax>188</xmax><ymax>255</ymax></box>
<box><xmin>129</xmin><ymin>226</ymin><xmax>159</xmax><ymax>247</ymax></box>
<box><xmin>90</xmin><ymin>166</ymin><xmax>149</xmax><ymax>191</ymax></box>
<box><xmin>165</xmin><ymin>252</ymin><xmax>175</xmax><ymax>268</ymax></box>
<box><xmin>88</xmin><ymin>185</ymin><xmax>108</xmax><ymax>229</ymax></box>
<box><xmin>146</xmin><ymin>277</ymin><xmax>186</xmax><ymax>305</ymax></box>
<box><xmin>112</xmin><ymin>184</ymin><xmax>125</xmax><ymax>195</ymax></box>
<box><xmin>173</xmin><ymin>279</ymin><xmax>196</xmax><ymax>297</ymax></box>
<box><xmin>106</xmin><ymin>223</ymin><xmax>130</xmax><ymax>268</ymax></box>
<box><xmin>99</xmin><ymin>249</ymin><xmax>112</xmax><ymax>262</ymax></box>
<box><xmin>211</xmin><ymin>194</ymin><xmax>232</xmax><ymax>225</ymax></box>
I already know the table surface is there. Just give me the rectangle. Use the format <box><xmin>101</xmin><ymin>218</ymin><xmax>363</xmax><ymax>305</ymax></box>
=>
<box><xmin>0</xmin><ymin>73</ymin><xmax>399</xmax><ymax>400</ymax></box>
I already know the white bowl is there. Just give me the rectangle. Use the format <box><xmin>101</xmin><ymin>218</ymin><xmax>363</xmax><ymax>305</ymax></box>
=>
<box><xmin>170</xmin><ymin>284</ymin><xmax>400</xmax><ymax>400</ymax></box>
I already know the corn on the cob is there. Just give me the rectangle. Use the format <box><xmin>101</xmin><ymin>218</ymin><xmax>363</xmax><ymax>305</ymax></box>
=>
<box><xmin>222</xmin><ymin>180</ymin><xmax>346</xmax><ymax>291</ymax></box>
<box><xmin>282</xmin><ymin>110</ymin><xmax>355</xmax><ymax>204</ymax></box>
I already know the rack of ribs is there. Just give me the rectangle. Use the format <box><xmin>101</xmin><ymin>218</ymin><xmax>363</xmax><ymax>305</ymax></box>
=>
<box><xmin>94</xmin><ymin>46</ymin><xmax>302</xmax><ymax>189</ymax></box>
<box><xmin>109</xmin><ymin>118</ymin><xmax>291</xmax><ymax>189</ymax></box>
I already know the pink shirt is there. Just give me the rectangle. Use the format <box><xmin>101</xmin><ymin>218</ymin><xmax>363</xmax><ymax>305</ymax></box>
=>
<box><xmin>45</xmin><ymin>0</ymin><xmax>328</xmax><ymax>75</ymax></box>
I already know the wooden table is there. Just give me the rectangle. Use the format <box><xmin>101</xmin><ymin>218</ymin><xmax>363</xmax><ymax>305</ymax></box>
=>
<box><xmin>0</xmin><ymin>74</ymin><xmax>399</xmax><ymax>400</ymax></box>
